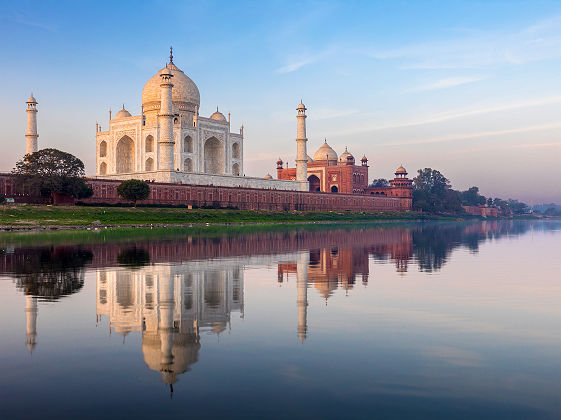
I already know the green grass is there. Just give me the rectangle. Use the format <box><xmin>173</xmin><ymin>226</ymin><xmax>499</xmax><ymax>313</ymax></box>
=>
<box><xmin>0</xmin><ymin>205</ymin><xmax>441</xmax><ymax>228</ymax></box>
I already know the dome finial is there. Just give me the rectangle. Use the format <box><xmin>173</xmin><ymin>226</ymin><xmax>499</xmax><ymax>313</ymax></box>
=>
<box><xmin>122</xmin><ymin>104</ymin><xmax>125</xmax><ymax>110</ymax></box>
<box><xmin>169</xmin><ymin>46</ymin><xmax>173</xmax><ymax>63</ymax></box>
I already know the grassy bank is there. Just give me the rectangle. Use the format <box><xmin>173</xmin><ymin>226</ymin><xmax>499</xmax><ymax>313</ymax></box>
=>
<box><xmin>0</xmin><ymin>204</ymin><xmax>444</xmax><ymax>228</ymax></box>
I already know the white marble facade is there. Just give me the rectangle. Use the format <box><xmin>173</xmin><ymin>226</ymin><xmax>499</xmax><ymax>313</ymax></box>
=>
<box><xmin>95</xmin><ymin>51</ymin><xmax>247</xmax><ymax>182</ymax></box>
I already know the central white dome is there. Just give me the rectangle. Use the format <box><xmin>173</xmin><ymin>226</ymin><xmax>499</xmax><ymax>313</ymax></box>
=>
<box><xmin>142</xmin><ymin>62</ymin><xmax>200</xmax><ymax>112</ymax></box>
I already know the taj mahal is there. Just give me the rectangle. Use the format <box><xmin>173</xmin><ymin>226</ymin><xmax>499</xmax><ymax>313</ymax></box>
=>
<box><xmin>94</xmin><ymin>49</ymin><xmax>306</xmax><ymax>191</ymax></box>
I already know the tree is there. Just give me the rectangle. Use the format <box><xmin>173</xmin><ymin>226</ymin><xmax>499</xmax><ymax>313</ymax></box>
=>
<box><xmin>460</xmin><ymin>186</ymin><xmax>486</xmax><ymax>206</ymax></box>
<box><xmin>12</xmin><ymin>148</ymin><xmax>93</xmax><ymax>204</ymax></box>
<box><xmin>369</xmin><ymin>178</ymin><xmax>389</xmax><ymax>188</ymax></box>
<box><xmin>117</xmin><ymin>179</ymin><xmax>150</xmax><ymax>206</ymax></box>
<box><xmin>412</xmin><ymin>168</ymin><xmax>458</xmax><ymax>213</ymax></box>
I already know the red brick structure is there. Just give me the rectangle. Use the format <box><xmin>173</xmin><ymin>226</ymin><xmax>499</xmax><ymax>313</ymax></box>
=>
<box><xmin>365</xmin><ymin>165</ymin><xmax>413</xmax><ymax>210</ymax></box>
<box><xmin>277</xmin><ymin>141</ymin><xmax>369</xmax><ymax>194</ymax></box>
<box><xmin>0</xmin><ymin>173</ymin><xmax>410</xmax><ymax>212</ymax></box>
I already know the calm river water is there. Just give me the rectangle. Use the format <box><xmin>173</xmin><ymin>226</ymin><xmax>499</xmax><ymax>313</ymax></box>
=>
<box><xmin>0</xmin><ymin>220</ymin><xmax>560</xmax><ymax>419</ymax></box>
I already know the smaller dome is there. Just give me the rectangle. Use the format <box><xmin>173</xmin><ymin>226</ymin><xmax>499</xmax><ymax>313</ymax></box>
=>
<box><xmin>210</xmin><ymin>107</ymin><xmax>227</xmax><ymax>121</ymax></box>
<box><xmin>276</xmin><ymin>157</ymin><xmax>283</xmax><ymax>165</ymax></box>
<box><xmin>264</xmin><ymin>173</ymin><xmax>273</xmax><ymax>179</ymax></box>
<box><xmin>313</xmin><ymin>139</ymin><xmax>338</xmax><ymax>162</ymax></box>
<box><xmin>361</xmin><ymin>155</ymin><xmax>368</xmax><ymax>162</ymax></box>
<box><xmin>27</xmin><ymin>94</ymin><xmax>37</xmax><ymax>103</ymax></box>
<box><xmin>297</xmin><ymin>100</ymin><xmax>306</xmax><ymax>111</ymax></box>
<box><xmin>338</xmin><ymin>147</ymin><xmax>354</xmax><ymax>164</ymax></box>
<box><xmin>395</xmin><ymin>165</ymin><xmax>407</xmax><ymax>174</ymax></box>
<box><xmin>115</xmin><ymin>107</ymin><xmax>132</xmax><ymax>119</ymax></box>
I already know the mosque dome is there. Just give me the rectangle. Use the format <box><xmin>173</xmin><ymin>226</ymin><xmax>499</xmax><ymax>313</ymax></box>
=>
<box><xmin>313</xmin><ymin>140</ymin><xmax>338</xmax><ymax>162</ymax></box>
<box><xmin>142</xmin><ymin>61</ymin><xmax>200</xmax><ymax>112</ymax></box>
<box><xmin>264</xmin><ymin>173</ymin><xmax>273</xmax><ymax>179</ymax></box>
<box><xmin>210</xmin><ymin>108</ymin><xmax>227</xmax><ymax>121</ymax></box>
<box><xmin>142</xmin><ymin>332</ymin><xmax>201</xmax><ymax>385</ymax></box>
<box><xmin>114</xmin><ymin>107</ymin><xmax>132</xmax><ymax>119</ymax></box>
<box><xmin>338</xmin><ymin>147</ymin><xmax>354</xmax><ymax>164</ymax></box>
<box><xmin>395</xmin><ymin>165</ymin><xmax>407</xmax><ymax>174</ymax></box>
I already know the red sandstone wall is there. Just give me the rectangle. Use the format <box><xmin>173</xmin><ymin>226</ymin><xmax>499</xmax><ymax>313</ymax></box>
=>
<box><xmin>0</xmin><ymin>174</ymin><xmax>412</xmax><ymax>211</ymax></box>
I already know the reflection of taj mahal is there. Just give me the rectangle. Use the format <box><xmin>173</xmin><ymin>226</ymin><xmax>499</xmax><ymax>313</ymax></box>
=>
<box><xmin>96</xmin><ymin>263</ymin><xmax>244</xmax><ymax>389</ymax></box>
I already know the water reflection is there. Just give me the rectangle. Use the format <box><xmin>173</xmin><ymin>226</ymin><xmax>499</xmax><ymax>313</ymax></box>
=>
<box><xmin>0</xmin><ymin>219</ymin><xmax>560</xmax><ymax>416</ymax></box>
<box><xmin>96</xmin><ymin>263</ymin><xmax>243</xmax><ymax>393</ymax></box>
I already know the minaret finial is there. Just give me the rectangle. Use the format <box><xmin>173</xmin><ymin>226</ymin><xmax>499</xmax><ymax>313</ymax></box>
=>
<box><xmin>216</xmin><ymin>106</ymin><xmax>219</xmax><ymax>112</ymax></box>
<box><xmin>170</xmin><ymin>46</ymin><xmax>173</xmax><ymax>63</ymax></box>
<box><xmin>122</xmin><ymin>104</ymin><xmax>125</xmax><ymax>110</ymax></box>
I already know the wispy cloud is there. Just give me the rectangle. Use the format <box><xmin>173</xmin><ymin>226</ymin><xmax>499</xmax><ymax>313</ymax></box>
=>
<box><xmin>409</xmin><ymin>76</ymin><xmax>485</xmax><ymax>92</ymax></box>
<box><xmin>8</xmin><ymin>12</ymin><xmax>57</xmax><ymax>33</ymax></box>
<box><xmin>275</xmin><ymin>47</ymin><xmax>335</xmax><ymax>74</ymax></box>
<box><xmin>363</xmin><ymin>15</ymin><xmax>561</xmax><ymax>69</ymax></box>
<box><xmin>331</xmin><ymin>95</ymin><xmax>561</xmax><ymax>136</ymax></box>
<box><xmin>382</xmin><ymin>121</ymin><xmax>561</xmax><ymax>147</ymax></box>
<box><xmin>451</xmin><ymin>141</ymin><xmax>561</xmax><ymax>155</ymax></box>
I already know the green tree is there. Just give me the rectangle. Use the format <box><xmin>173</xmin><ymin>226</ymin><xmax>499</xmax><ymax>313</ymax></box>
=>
<box><xmin>12</xmin><ymin>148</ymin><xmax>93</xmax><ymax>204</ymax></box>
<box><xmin>369</xmin><ymin>178</ymin><xmax>389</xmax><ymax>188</ymax></box>
<box><xmin>117</xmin><ymin>179</ymin><xmax>150</xmax><ymax>207</ymax></box>
<box><xmin>460</xmin><ymin>186</ymin><xmax>486</xmax><ymax>206</ymax></box>
<box><xmin>412</xmin><ymin>168</ymin><xmax>460</xmax><ymax>213</ymax></box>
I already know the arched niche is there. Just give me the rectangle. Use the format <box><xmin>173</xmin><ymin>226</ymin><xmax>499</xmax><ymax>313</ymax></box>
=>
<box><xmin>184</xmin><ymin>158</ymin><xmax>193</xmax><ymax>172</ymax></box>
<box><xmin>204</xmin><ymin>137</ymin><xmax>224</xmax><ymax>174</ymax></box>
<box><xmin>232</xmin><ymin>163</ymin><xmax>240</xmax><ymax>176</ymax></box>
<box><xmin>99</xmin><ymin>141</ymin><xmax>107</xmax><ymax>157</ymax></box>
<box><xmin>308</xmin><ymin>175</ymin><xmax>320</xmax><ymax>191</ymax></box>
<box><xmin>145</xmin><ymin>135</ymin><xmax>154</xmax><ymax>153</ymax></box>
<box><xmin>116</xmin><ymin>135</ymin><xmax>135</xmax><ymax>174</ymax></box>
<box><xmin>99</xmin><ymin>162</ymin><xmax>107</xmax><ymax>175</ymax></box>
<box><xmin>232</xmin><ymin>142</ymin><xmax>240</xmax><ymax>159</ymax></box>
<box><xmin>184</xmin><ymin>135</ymin><xmax>193</xmax><ymax>153</ymax></box>
<box><xmin>145</xmin><ymin>157</ymin><xmax>154</xmax><ymax>171</ymax></box>
<box><xmin>331</xmin><ymin>185</ymin><xmax>338</xmax><ymax>193</ymax></box>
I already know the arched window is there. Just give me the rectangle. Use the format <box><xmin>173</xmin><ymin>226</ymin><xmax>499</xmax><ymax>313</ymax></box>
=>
<box><xmin>99</xmin><ymin>162</ymin><xmax>107</xmax><ymax>175</ymax></box>
<box><xmin>232</xmin><ymin>163</ymin><xmax>240</xmax><ymax>176</ymax></box>
<box><xmin>204</xmin><ymin>137</ymin><xmax>224</xmax><ymax>174</ymax></box>
<box><xmin>308</xmin><ymin>175</ymin><xmax>320</xmax><ymax>192</ymax></box>
<box><xmin>116</xmin><ymin>135</ymin><xmax>135</xmax><ymax>174</ymax></box>
<box><xmin>184</xmin><ymin>135</ymin><xmax>193</xmax><ymax>153</ymax></box>
<box><xmin>184</xmin><ymin>158</ymin><xmax>193</xmax><ymax>172</ymax></box>
<box><xmin>145</xmin><ymin>135</ymin><xmax>154</xmax><ymax>153</ymax></box>
<box><xmin>99</xmin><ymin>141</ymin><xmax>107</xmax><ymax>157</ymax></box>
<box><xmin>232</xmin><ymin>142</ymin><xmax>240</xmax><ymax>159</ymax></box>
<box><xmin>331</xmin><ymin>185</ymin><xmax>338</xmax><ymax>193</ymax></box>
<box><xmin>145</xmin><ymin>157</ymin><xmax>154</xmax><ymax>171</ymax></box>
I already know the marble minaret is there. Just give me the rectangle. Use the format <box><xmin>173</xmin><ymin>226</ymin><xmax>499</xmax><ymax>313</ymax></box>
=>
<box><xmin>158</xmin><ymin>66</ymin><xmax>175</xmax><ymax>170</ymax></box>
<box><xmin>25</xmin><ymin>94</ymin><xmax>38</xmax><ymax>155</ymax></box>
<box><xmin>296</xmin><ymin>251</ymin><xmax>309</xmax><ymax>343</ymax></box>
<box><xmin>295</xmin><ymin>101</ymin><xmax>308</xmax><ymax>184</ymax></box>
<box><xmin>25</xmin><ymin>295</ymin><xmax>38</xmax><ymax>353</ymax></box>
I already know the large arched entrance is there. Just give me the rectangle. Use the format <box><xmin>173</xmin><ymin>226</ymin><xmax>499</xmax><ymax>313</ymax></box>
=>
<box><xmin>204</xmin><ymin>137</ymin><xmax>224</xmax><ymax>174</ymax></box>
<box><xmin>308</xmin><ymin>175</ymin><xmax>320</xmax><ymax>191</ymax></box>
<box><xmin>116</xmin><ymin>136</ymin><xmax>135</xmax><ymax>174</ymax></box>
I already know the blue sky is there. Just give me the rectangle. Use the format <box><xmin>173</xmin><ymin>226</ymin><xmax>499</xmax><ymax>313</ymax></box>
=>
<box><xmin>1</xmin><ymin>0</ymin><xmax>560</xmax><ymax>203</ymax></box>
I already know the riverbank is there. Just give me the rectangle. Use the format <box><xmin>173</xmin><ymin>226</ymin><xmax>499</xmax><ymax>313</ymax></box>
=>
<box><xmin>0</xmin><ymin>205</ymin><xmax>453</xmax><ymax>230</ymax></box>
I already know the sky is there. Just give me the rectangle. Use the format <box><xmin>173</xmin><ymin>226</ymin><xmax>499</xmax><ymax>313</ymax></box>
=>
<box><xmin>1</xmin><ymin>0</ymin><xmax>560</xmax><ymax>204</ymax></box>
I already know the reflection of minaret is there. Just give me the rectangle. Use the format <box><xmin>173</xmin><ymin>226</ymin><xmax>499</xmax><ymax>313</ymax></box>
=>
<box><xmin>25</xmin><ymin>295</ymin><xmax>38</xmax><ymax>353</ymax></box>
<box><xmin>296</xmin><ymin>251</ymin><xmax>309</xmax><ymax>343</ymax></box>
<box><xmin>159</xmin><ymin>274</ymin><xmax>175</xmax><ymax>390</ymax></box>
